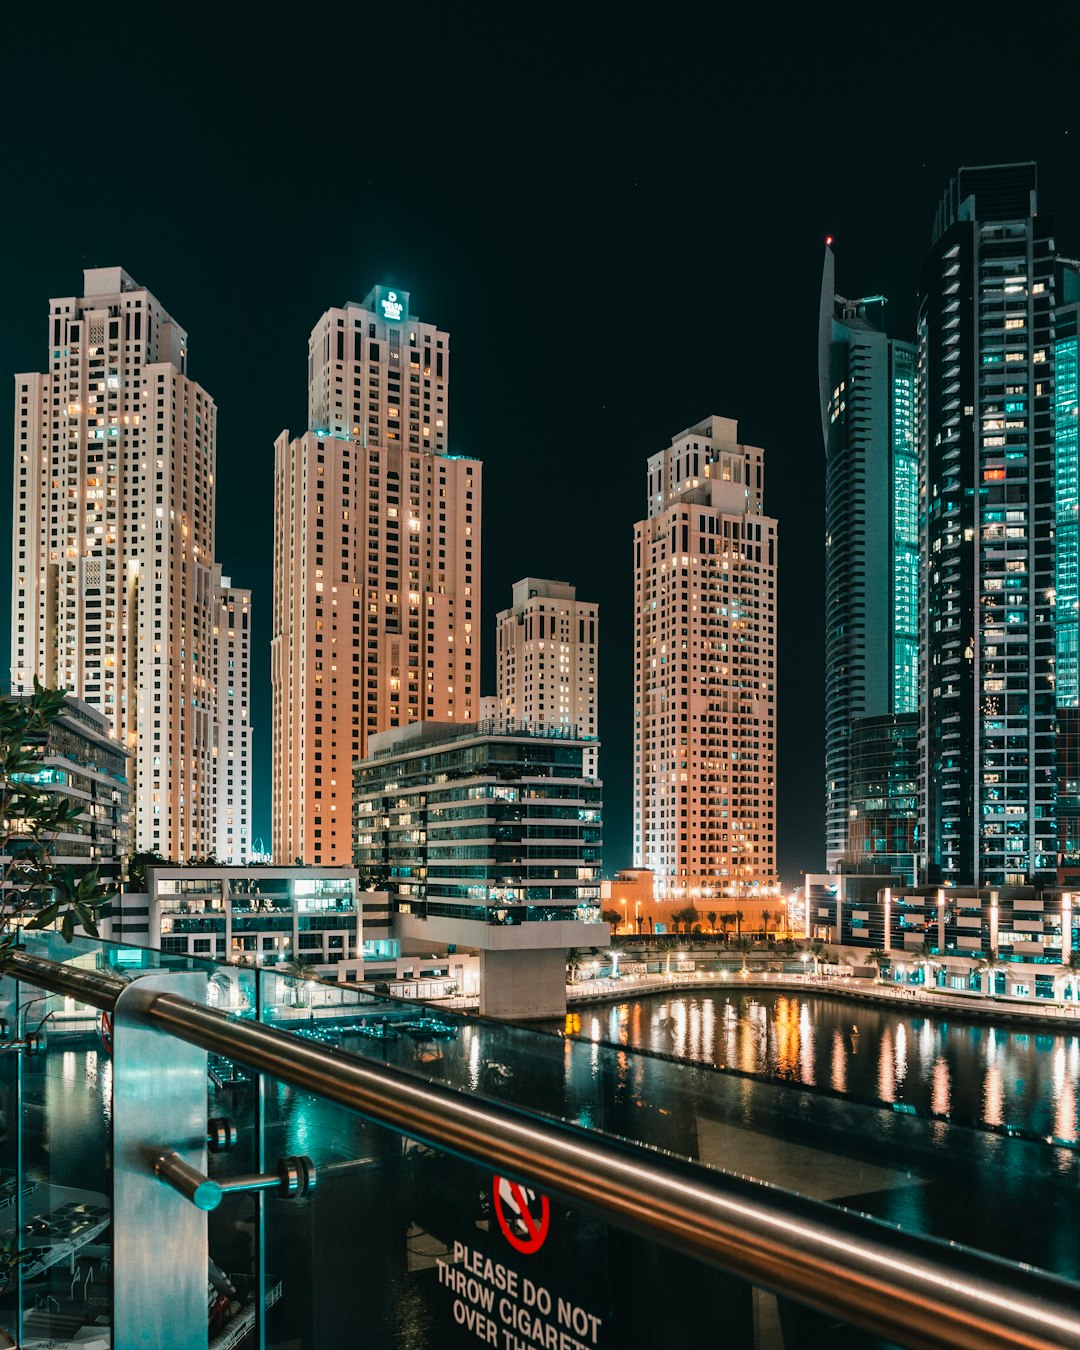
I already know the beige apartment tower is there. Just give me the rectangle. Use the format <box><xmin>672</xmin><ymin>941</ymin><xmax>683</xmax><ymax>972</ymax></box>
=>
<box><xmin>633</xmin><ymin>415</ymin><xmax>777</xmax><ymax>902</ymax></box>
<box><xmin>496</xmin><ymin>578</ymin><xmax>599</xmax><ymax>779</ymax></box>
<box><xmin>10</xmin><ymin>267</ymin><xmax>252</xmax><ymax>860</ymax></box>
<box><xmin>213</xmin><ymin>570</ymin><xmax>252</xmax><ymax>863</ymax></box>
<box><xmin>272</xmin><ymin>286</ymin><xmax>480</xmax><ymax>866</ymax></box>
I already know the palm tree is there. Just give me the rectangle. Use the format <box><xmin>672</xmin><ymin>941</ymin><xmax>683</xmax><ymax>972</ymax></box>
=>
<box><xmin>868</xmin><ymin>949</ymin><xmax>890</xmax><ymax>982</ymax></box>
<box><xmin>733</xmin><ymin>936</ymin><xmax>753</xmax><ymax>972</ymax></box>
<box><xmin>977</xmin><ymin>949</ymin><xmax>1003</xmax><ymax>999</ymax></box>
<box><xmin>277</xmin><ymin>956</ymin><xmax>323</xmax><ymax>1009</ymax></box>
<box><xmin>706</xmin><ymin>910</ymin><xmax>718</xmax><ymax>935</ymax></box>
<box><xmin>735</xmin><ymin>909</ymin><xmax>744</xmax><ymax>939</ymax></box>
<box><xmin>1065</xmin><ymin>950</ymin><xmax>1080</xmax><ymax>1003</ymax></box>
<box><xmin>761</xmin><ymin>909</ymin><xmax>773</xmax><ymax>942</ymax></box>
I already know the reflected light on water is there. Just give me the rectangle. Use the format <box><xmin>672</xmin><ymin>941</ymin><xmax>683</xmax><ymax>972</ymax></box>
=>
<box><xmin>62</xmin><ymin>1050</ymin><xmax>76</xmax><ymax>1083</ymax></box>
<box><xmin>774</xmin><ymin>997</ymin><xmax>798</xmax><ymax>1078</ymax></box>
<box><xmin>894</xmin><ymin>1023</ymin><xmax>909</xmax><ymax>1089</ymax></box>
<box><xmin>798</xmin><ymin>1003</ymin><xmax>815</xmax><ymax>1086</ymax></box>
<box><xmin>672</xmin><ymin>1002</ymin><xmax>687</xmax><ymax>1061</ymax></box>
<box><xmin>701</xmin><ymin>999</ymin><xmax>715</xmax><ymax>1063</ymax></box>
<box><xmin>931</xmin><ymin>1057</ymin><xmax>952</xmax><ymax>1116</ymax></box>
<box><xmin>740</xmin><ymin>1003</ymin><xmax>766</xmax><ymax>1073</ymax></box>
<box><xmin>983</xmin><ymin>1064</ymin><xmax>1004</xmax><ymax>1125</ymax></box>
<box><xmin>877</xmin><ymin>1029</ymin><xmax>896</xmax><ymax>1101</ymax></box>
<box><xmin>831</xmin><ymin>1030</ymin><xmax>847</xmax><ymax>1093</ymax></box>
<box><xmin>722</xmin><ymin>1002</ymin><xmax>738</xmax><ymax>1068</ymax></box>
<box><xmin>565</xmin><ymin>990</ymin><xmax>1080</xmax><ymax>1140</ymax></box>
<box><xmin>689</xmin><ymin>1000</ymin><xmax>703</xmax><ymax>1062</ymax></box>
<box><xmin>467</xmin><ymin>1031</ymin><xmax>481</xmax><ymax>1091</ymax></box>
<box><xmin>1051</xmin><ymin>1047</ymin><xmax>1076</xmax><ymax>1143</ymax></box>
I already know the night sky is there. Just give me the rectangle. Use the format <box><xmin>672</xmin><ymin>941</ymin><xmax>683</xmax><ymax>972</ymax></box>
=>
<box><xmin>2</xmin><ymin>8</ymin><xmax>1078</xmax><ymax>884</ymax></box>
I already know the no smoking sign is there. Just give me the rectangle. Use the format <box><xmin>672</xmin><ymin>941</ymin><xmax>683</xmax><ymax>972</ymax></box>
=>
<box><xmin>493</xmin><ymin>1176</ymin><xmax>550</xmax><ymax>1254</ymax></box>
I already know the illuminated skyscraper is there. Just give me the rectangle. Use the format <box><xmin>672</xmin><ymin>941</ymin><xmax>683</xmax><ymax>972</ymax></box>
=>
<box><xmin>1055</xmin><ymin>261</ymin><xmax>1080</xmax><ymax>708</ymax></box>
<box><xmin>10</xmin><ymin>267</ymin><xmax>251</xmax><ymax>860</ymax></box>
<box><xmin>633</xmin><ymin>416</ymin><xmax>777</xmax><ymax>901</ymax></box>
<box><xmin>272</xmin><ymin>286</ymin><xmax>480</xmax><ymax>866</ymax></box>
<box><xmin>495</xmin><ymin>578</ymin><xmax>599</xmax><ymax>779</ymax></box>
<box><xmin>919</xmin><ymin>164</ymin><xmax>1057</xmax><ymax>886</ymax></box>
<box><xmin>819</xmin><ymin>246</ymin><xmax>918</xmax><ymax>871</ymax></box>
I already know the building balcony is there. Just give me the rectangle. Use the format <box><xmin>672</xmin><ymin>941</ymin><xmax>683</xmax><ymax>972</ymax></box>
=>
<box><xmin>0</xmin><ymin>932</ymin><xmax>1076</xmax><ymax>1350</ymax></box>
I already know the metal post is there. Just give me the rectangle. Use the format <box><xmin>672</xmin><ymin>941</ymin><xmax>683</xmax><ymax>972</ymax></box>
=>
<box><xmin>111</xmin><ymin>972</ymin><xmax>209</xmax><ymax>1350</ymax></box>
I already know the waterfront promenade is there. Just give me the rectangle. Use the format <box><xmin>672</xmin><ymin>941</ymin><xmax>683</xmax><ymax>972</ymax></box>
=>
<box><xmin>566</xmin><ymin>968</ymin><xmax>1080</xmax><ymax>1030</ymax></box>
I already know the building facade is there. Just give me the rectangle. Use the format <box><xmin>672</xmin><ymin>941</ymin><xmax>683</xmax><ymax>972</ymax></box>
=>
<box><xmin>819</xmin><ymin>247</ymin><xmax>918</xmax><ymax>870</ymax></box>
<box><xmin>353</xmin><ymin>719</ymin><xmax>605</xmax><ymax>1016</ymax></box>
<box><xmin>496</xmin><ymin>578</ymin><xmax>599</xmax><ymax>779</ymax></box>
<box><xmin>272</xmin><ymin>286</ymin><xmax>480</xmax><ymax>867</ymax></box>
<box><xmin>1055</xmin><ymin>261</ymin><xmax>1080</xmax><ymax>708</ymax></box>
<box><xmin>633</xmin><ymin>416</ymin><xmax>778</xmax><ymax>903</ymax></box>
<box><xmin>2</xmin><ymin>693</ymin><xmax>130</xmax><ymax>893</ymax></box>
<box><xmin>99</xmin><ymin>865</ymin><xmax>360</xmax><ymax>974</ymax></box>
<box><xmin>918</xmin><ymin>164</ymin><xmax>1058</xmax><ymax>886</ymax></box>
<box><xmin>10</xmin><ymin>267</ymin><xmax>251</xmax><ymax>860</ymax></box>
<box><xmin>212</xmin><ymin>573</ymin><xmax>252</xmax><ymax>863</ymax></box>
<box><xmin>846</xmin><ymin>713</ymin><xmax>919</xmax><ymax>883</ymax></box>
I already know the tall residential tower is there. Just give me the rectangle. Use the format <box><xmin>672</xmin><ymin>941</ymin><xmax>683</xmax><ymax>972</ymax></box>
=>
<box><xmin>10</xmin><ymin>267</ymin><xmax>251</xmax><ymax>860</ymax></box>
<box><xmin>819</xmin><ymin>246</ymin><xmax>918</xmax><ymax>875</ymax></box>
<box><xmin>633</xmin><ymin>416</ymin><xmax>777</xmax><ymax>902</ymax></box>
<box><xmin>272</xmin><ymin>286</ymin><xmax>480</xmax><ymax>866</ymax></box>
<box><xmin>919</xmin><ymin>164</ymin><xmax>1057</xmax><ymax>886</ymax></box>
<box><xmin>495</xmin><ymin>578</ymin><xmax>599</xmax><ymax>779</ymax></box>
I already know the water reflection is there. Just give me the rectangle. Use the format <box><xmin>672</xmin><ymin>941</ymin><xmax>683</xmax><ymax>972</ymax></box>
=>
<box><xmin>877</xmin><ymin>1029</ymin><xmax>895</xmax><ymax>1102</ymax></box>
<box><xmin>894</xmin><ymin>1023</ymin><xmax>908</xmax><ymax>1090</ymax></box>
<box><xmin>798</xmin><ymin>1003</ymin><xmax>814</xmax><ymax>1086</ymax></box>
<box><xmin>830</xmin><ymin>1030</ymin><xmax>847</xmax><ymax>1093</ymax></box>
<box><xmin>983</xmin><ymin>1064</ymin><xmax>1004</xmax><ymax>1126</ymax></box>
<box><xmin>576</xmin><ymin>990</ymin><xmax>1080</xmax><ymax>1142</ymax></box>
<box><xmin>931</xmin><ymin>1058</ymin><xmax>951</xmax><ymax>1116</ymax></box>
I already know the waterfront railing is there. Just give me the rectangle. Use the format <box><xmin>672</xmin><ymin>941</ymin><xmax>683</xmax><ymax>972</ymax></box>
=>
<box><xmin>2</xmin><ymin>934</ymin><xmax>1079</xmax><ymax>1350</ymax></box>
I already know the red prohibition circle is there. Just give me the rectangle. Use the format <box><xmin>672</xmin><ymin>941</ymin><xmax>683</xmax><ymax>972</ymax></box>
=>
<box><xmin>493</xmin><ymin>1176</ymin><xmax>550</xmax><ymax>1254</ymax></box>
<box><xmin>99</xmin><ymin>1011</ymin><xmax>113</xmax><ymax>1057</ymax></box>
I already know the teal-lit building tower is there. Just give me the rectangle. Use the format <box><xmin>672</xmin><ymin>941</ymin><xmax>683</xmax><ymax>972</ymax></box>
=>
<box><xmin>819</xmin><ymin>245</ymin><xmax>918</xmax><ymax>872</ymax></box>
<box><xmin>1054</xmin><ymin>261</ymin><xmax>1080</xmax><ymax>873</ymax></box>
<box><xmin>1055</xmin><ymin>261</ymin><xmax>1080</xmax><ymax>707</ymax></box>
<box><xmin>919</xmin><ymin>163</ymin><xmax>1058</xmax><ymax>887</ymax></box>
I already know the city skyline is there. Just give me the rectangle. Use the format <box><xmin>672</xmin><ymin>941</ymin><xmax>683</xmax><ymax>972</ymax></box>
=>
<box><xmin>3</xmin><ymin>12</ymin><xmax>1079</xmax><ymax>885</ymax></box>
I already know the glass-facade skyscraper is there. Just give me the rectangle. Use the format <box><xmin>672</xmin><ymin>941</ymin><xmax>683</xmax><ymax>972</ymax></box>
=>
<box><xmin>918</xmin><ymin>163</ymin><xmax>1058</xmax><ymax>886</ymax></box>
<box><xmin>819</xmin><ymin>246</ymin><xmax>917</xmax><ymax>871</ymax></box>
<box><xmin>1055</xmin><ymin>262</ymin><xmax>1080</xmax><ymax>707</ymax></box>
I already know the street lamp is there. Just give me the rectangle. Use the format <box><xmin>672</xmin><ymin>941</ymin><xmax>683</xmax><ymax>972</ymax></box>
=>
<box><xmin>800</xmin><ymin>951</ymin><xmax>809</xmax><ymax>981</ymax></box>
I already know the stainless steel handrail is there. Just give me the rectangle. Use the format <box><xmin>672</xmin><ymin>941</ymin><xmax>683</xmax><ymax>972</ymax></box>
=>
<box><xmin>9</xmin><ymin>950</ymin><xmax>126</xmax><ymax>1010</ymax></box>
<box><xmin>9</xmin><ymin>952</ymin><xmax>1080</xmax><ymax>1350</ymax></box>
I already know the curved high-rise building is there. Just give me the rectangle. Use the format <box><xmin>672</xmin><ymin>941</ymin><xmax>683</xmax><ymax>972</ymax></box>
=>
<box><xmin>819</xmin><ymin>247</ymin><xmax>917</xmax><ymax>871</ymax></box>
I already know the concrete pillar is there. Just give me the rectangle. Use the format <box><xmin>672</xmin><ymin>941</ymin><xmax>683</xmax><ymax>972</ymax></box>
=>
<box><xmin>479</xmin><ymin>949</ymin><xmax>568</xmax><ymax>1019</ymax></box>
